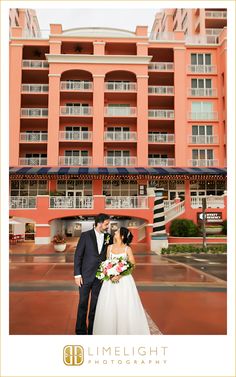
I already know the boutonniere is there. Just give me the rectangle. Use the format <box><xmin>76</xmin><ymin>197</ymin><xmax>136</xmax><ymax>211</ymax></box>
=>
<box><xmin>104</xmin><ymin>234</ymin><xmax>111</xmax><ymax>245</ymax></box>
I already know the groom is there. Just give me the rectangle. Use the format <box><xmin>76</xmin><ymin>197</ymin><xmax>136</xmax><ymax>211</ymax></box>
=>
<box><xmin>74</xmin><ymin>213</ymin><xmax>112</xmax><ymax>335</ymax></box>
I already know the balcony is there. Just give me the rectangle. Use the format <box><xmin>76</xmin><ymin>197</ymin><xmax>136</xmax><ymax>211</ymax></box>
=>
<box><xmin>21</xmin><ymin>108</ymin><xmax>48</xmax><ymax>117</ymax></box>
<box><xmin>60</xmin><ymin>106</ymin><xmax>93</xmax><ymax>116</ymax></box>
<box><xmin>20</xmin><ymin>132</ymin><xmax>48</xmax><ymax>142</ymax></box>
<box><xmin>10</xmin><ymin>196</ymin><xmax>37</xmax><ymax>209</ymax></box>
<box><xmin>188</xmin><ymin>65</ymin><xmax>217</xmax><ymax>74</ymax></box>
<box><xmin>59</xmin><ymin>131</ymin><xmax>92</xmax><ymax>141</ymax></box>
<box><xmin>104</xmin><ymin>131</ymin><xmax>137</xmax><ymax>142</ymax></box>
<box><xmin>191</xmin><ymin>195</ymin><xmax>225</xmax><ymax>209</ymax></box>
<box><xmin>189</xmin><ymin>159</ymin><xmax>219</xmax><ymax>167</ymax></box>
<box><xmin>59</xmin><ymin>156</ymin><xmax>92</xmax><ymax>166</ymax></box>
<box><xmin>148</xmin><ymin>86</ymin><xmax>174</xmax><ymax>95</ymax></box>
<box><xmin>19</xmin><ymin>157</ymin><xmax>47</xmax><ymax>166</ymax></box>
<box><xmin>188</xmin><ymin>88</ymin><xmax>217</xmax><ymax>97</ymax></box>
<box><xmin>22</xmin><ymin>60</ymin><xmax>49</xmax><ymax>69</ymax></box>
<box><xmin>205</xmin><ymin>11</ymin><xmax>227</xmax><ymax>18</ymax></box>
<box><xmin>104</xmin><ymin>156</ymin><xmax>137</xmax><ymax>166</ymax></box>
<box><xmin>50</xmin><ymin>196</ymin><xmax>93</xmax><ymax>209</ymax></box>
<box><xmin>104</xmin><ymin>82</ymin><xmax>137</xmax><ymax>92</ymax></box>
<box><xmin>60</xmin><ymin>81</ymin><xmax>93</xmax><ymax>91</ymax></box>
<box><xmin>148</xmin><ymin>134</ymin><xmax>175</xmax><ymax>143</ymax></box>
<box><xmin>188</xmin><ymin>135</ymin><xmax>219</xmax><ymax>144</ymax></box>
<box><xmin>105</xmin><ymin>196</ymin><xmax>148</xmax><ymax>209</ymax></box>
<box><xmin>148</xmin><ymin>158</ymin><xmax>175</xmax><ymax>166</ymax></box>
<box><xmin>104</xmin><ymin>107</ymin><xmax>137</xmax><ymax>117</ymax></box>
<box><xmin>148</xmin><ymin>62</ymin><xmax>174</xmax><ymax>71</ymax></box>
<box><xmin>148</xmin><ymin>109</ymin><xmax>174</xmax><ymax>119</ymax></box>
<box><xmin>21</xmin><ymin>84</ymin><xmax>49</xmax><ymax>93</ymax></box>
<box><xmin>188</xmin><ymin>112</ymin><xmax>218</xmax><ymax>121</ymax></box>
<box><xmin>185</xmin><ymin>35</ymin><xmax>219</xmax><ymax>45</ymax></box>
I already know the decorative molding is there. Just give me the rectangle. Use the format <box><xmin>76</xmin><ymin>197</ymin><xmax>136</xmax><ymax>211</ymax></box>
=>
<box><xmin>93</xmin><ymin>41</ymin><xmax>106</xmax><ymax>45</ymax></box>
<box><xmin>93</xmin><ymin>75</ymin><xmax>105</xmax><ymax>78</ymax></box>
<box><xmin>35</xmin><ymin>224</ymin><xmax>50</xmax><ymax>227</ymax></box>
<box><xmin>136</xmin><ymin>75</ymin><xmax>149</xmax><ymax>78</ymax></box>
<box><xmin>136</xmin><ymin>42</ymin><xmax>149</xmax><ymax>45</ymax></box>
<box><xmin>45</xmin><ymin>54</ymin><xmax>153</xmax><ymax>65</ymax></box>
<box><xmin>9</xmin><ymin>43</ymin><xmax>23</xmax><ymax>47</ymax></box>
<box><xmin>49</xmin><ymin>40</ymin><xmax>62</xmax><ymax>44</ymax></box>
<box><xmin>48</xmin><ymin>73</ymin><xmax>61</xmax><ymax>77</ymax></box>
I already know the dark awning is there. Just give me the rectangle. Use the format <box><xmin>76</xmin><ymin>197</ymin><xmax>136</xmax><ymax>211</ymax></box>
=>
<box><xmin>9</xmin><ymin>166</ymin><xmax>227</xmax><ymax>176</ymax></box>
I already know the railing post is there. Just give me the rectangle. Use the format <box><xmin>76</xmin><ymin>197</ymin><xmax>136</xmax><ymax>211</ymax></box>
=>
<box><xmin>150</xmin><ymin>188</ymin><xmax>168</xmax><ymax>254</ymax></box>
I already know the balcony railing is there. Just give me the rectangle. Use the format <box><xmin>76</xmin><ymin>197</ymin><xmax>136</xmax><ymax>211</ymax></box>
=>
<box><xmin>60</xmin><ymin>106</ymin><xmax>93</xmax><ymax>116</ymax></box>
<box><xmin>188</xmin><ymin>88</ymin><xmax>217</xmax><ymax>97</ymax></box>
<box><xmin>189</xmin><ymin>159</ymin><xmax>219</xmax><ymax>167</ymax></box>
<box><xmin>104</xmin><ymin>156</ymin><xmax>137</xmax><ymax>166</ymax></box>
<box><xmin>22</xmin><ymin>60</ymin><xmax>49</xmax><ymax>68</ymax></box>
<box><xmin>10</xmin><ymin>196</ymin><xmax>37</xmax><ymax>209</ymax></box>
<box><xmin>188</xmin><ymin>135</ymin><xmax>219</xmax><ymax>144</ymax></box>
<box><xmin>148</xmin><ymin>134</ymin><xmax>175</xmax><ymax>143</ymax></box>
<box><xmin>148</xmin><ymin>62</ymin><xmax>174</xmax><ymax>71</ymax></box>
<box><xmin>19</xmin><ymin>157</ymin><xmax>47</xmax><ymax>166</ymax></box>
<box><xmin>60</xmin><ymin>81</ymin><xmax>93</xmax><ymax>91</ymax></box>
<box><xmin>105</xmin><ymin>82</ymin><xmax>137</xmax><ymax>91</ymax></box>
<box><xmin>21</xmin><ymin>84</ymin><xmax>49</xmax><ymax>93</ymax></box>
<box><xmin>59</xmin><ymin>131</ymin><xmax>92</xmax><ymax>141</ymax></box>
<box><xmin>188</xmin><ymin>112</ymin><xmax>218</xmax><ymax>120</ymax></box>
<box><xmin>205</xmin><ymin>28</ymin><xmax>222</xmax><ymax>36</ymax></box>
<box><xmin>59</xmin><ymin>156</ymin><xmax>92</xmax><ymax>166</ymax></box>
<box><xmin>22</xmin><ymin>29</ymin><xmax>50</xmax><ymax>39</ymax></box>
<box><xmin>185</xmin><ymin>35</ymin><xmax>219</xmax><ymax>45</ymax></box>
<box><xmin>50</xmin><ymin>196</ymin><xmax>93</xmax><ymax>209</ymax></box>
<box><xmin>21</xmin><ymin>108</ymin><xmax>48</xmax><ymax>117</ymax></box>
<box><xmin>155</xmin><ymin>32</ymin><xmax>176</xmax><ymax>41</ymax></box>
<box><xmin>188</xmin><ymin>65</ymin><xmax>217</xmax><ymax>74</ymax></box>
<box><xmin>205</xmin><ymin>11</ymin><xmax>227</xmax><ymax>18</ymax></box>
<box><xmin>104</xmin><ymin>131</ymin><xmax>137</xmax><ymax>141</ymax></box>
<box><xmin>105</xmin><ymin>196</ymin><xmax>148</xmax><ymax>209</ymax></box>
<box><xmin>148</xmin><ymin>86</ymin><xmax>174</xmax><ymax>95</ymax></box>
<box><xmin>148</xmin><ymin>158</ymin><xmax>175</xmax><ymax>166</ymax></box>
<box><xmin>191</xmin><ymin>195</ymin><xmax>225</xmax><ymax>209</ymax></box>
<box><xmin>148</xmin><ymin>109</ymin><xmax>174</xmax><ymax>119</ymax></box>
<box><xmin>104</xmin><ymin>107</ymin><xmax>137</xmax><ymax>116</ymax></box>
<box><xmin>20</xmin><ymin>132</ymin><xmax>48</xmax><ymax>142</ymax></box>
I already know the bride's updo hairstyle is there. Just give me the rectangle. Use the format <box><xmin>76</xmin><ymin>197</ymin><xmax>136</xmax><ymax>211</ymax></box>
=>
<box><xmin>120</xmin><ymin>227</ymin><xmax>133</xmax><ymax>246</ymax></box>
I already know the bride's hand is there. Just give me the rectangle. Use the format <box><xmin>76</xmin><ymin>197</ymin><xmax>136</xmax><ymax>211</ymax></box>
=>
<box><xmin>111</xmin><ymin>275</ymin><xmax>121</xmax><ymax>283</ymax></box>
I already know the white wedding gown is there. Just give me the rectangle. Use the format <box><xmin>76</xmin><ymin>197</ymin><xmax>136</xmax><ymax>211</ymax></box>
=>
<box><xmin>93</xmin><ymin>248</ymin><xmax>150</xmax><ymax>335</ymax></box>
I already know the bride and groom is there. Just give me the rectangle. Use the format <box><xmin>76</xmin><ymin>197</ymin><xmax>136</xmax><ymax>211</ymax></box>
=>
<box><xmin>74</xmin><ymin>213</ymin><xmax>150</xmax><ymax>335</ymax></box>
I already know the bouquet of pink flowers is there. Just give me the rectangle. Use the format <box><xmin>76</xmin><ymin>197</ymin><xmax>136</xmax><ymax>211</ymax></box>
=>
<box><xmin>96</xmin><ymin>256</ymin><xmax>134</xmax><ymax>283</ymax></box>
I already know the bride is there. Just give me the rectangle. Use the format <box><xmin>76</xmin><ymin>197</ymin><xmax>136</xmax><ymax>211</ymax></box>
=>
<box><xmin>93</xmin><ymin>227</ymin><xmax>150</xmax><ymax>335</ymax></box>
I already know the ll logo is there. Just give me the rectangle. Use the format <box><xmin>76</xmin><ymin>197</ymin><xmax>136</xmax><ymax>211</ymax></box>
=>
<box><xmin>63</xmin><ymin>345</ymin><xmax>84</xmax><ymax>366</ymax></box>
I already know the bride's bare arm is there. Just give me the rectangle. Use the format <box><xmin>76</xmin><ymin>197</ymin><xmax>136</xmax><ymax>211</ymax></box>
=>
<box><xmin>106</xmin><ymin>245</ymin><xmax>112</xmax><ymax>258</ymax></box>
<box><xmin>126</xmin><ymin>246</ymin><xmax>135</xmax><ymax>265</ymax></box>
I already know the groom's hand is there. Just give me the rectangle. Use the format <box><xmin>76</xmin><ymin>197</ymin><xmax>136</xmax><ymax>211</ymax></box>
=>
<box><xmin>75</xmin><ymin>276</ymin><xmax>83</xmax><ymax>287</ymax></box>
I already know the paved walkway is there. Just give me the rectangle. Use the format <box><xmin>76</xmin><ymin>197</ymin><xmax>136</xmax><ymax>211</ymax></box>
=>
<box><xmin>9</xmin><ymin>241</ymin><xmax>227</xmax><ymax>335</ymax></box>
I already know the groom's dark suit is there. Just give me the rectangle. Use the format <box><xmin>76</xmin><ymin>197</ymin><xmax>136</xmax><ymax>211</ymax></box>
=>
<box><xmin>74</xmin><ymin>228</ymin><xmax>112</xmax><ymax>335</ymax></box>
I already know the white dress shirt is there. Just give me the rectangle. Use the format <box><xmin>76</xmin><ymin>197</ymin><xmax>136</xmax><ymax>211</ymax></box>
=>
<box><xmin>94</xmin><ymin>229</ymin><xmax>105</xmax><ymax>254</ymax></box>
<box><xmin>74</xmin><ymin>229</ymin><xmax>104</xmax><ymax>278</ymax></box>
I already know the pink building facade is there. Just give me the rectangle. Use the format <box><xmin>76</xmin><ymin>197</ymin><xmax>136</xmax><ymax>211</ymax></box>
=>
<box><xmin>9</xmin><ymin>9</ymin><xmax>227</xmax><ymax>246</ymax></box>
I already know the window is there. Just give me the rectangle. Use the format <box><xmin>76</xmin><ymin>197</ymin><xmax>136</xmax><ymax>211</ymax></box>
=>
<box><xmin>191</xmin><ymin>79</ymin><xmax>212</xmax><ymax>89</ymax></box>
<box><xmin>10</xmin><ymin>180</ymin><xmax>48</xmax><ymax>196</ymax></box>
<box><xmin>192</xmin><ymin>125</ymin><xmax>213</xmax><ymax>136</ymax></box>
<box><xmin>191</xmin><ymin>53</ymin><xmax>211</xmax><ymax>65</ymax></box>
<box><xmin>103</xmin><ymin>180</ymin><xmax>138</xmax><ymax>196</ymax></box>
<box><xmin>191</xmin><ymin>102</ymin><xmax>213</xmax><ymax>119</ymax></box>
<box><xmin>25</xmin><ymin>153</ymin><xmax>47</xmax><ymax>157</ymax></box>
<box><xmin>148</xmin><ymin>154</ymin><xmax>168</xmax><ymax>158</ymax></box>
<box><xmin>192</xmin><ymin>149</ymin><xmax>213</xmax><ymax>159</ymax></box>
<box><xmin>107</xmin><ymin>150</ymin><xmax>130</xmax><ymax>157</ymax></box>
<box><xmin>107</xmin><ymin>127</ymin><xmax>129</xmax><ymax>132</ymax></box>
<box><xmin>65</xmin><ymin>150</ymin><xmax>88</xmax><ymax>156</ymax></box>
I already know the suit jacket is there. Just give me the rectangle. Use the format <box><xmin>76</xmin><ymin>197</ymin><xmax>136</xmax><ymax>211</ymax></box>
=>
<box><xmin>74</xmin><ymin>229</ymin><xmax>113</xmax><ymax>283</ymax></box>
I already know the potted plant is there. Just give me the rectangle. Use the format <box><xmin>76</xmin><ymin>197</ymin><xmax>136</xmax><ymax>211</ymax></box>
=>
<box><xmin>204</xmin><ymin>225</ymin><xmax>223</xmax><ymax>235</ymax></box>
<box><xmin>52</xmin><ymin>234</ymin><xmax>67</xmax><ymax>252</ymax></box>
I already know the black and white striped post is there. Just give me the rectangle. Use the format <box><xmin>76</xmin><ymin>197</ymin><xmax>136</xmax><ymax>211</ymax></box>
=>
<box><xmin>151</xmin><ymin>188</ymin><xmax>168</xmax><ymax>253</ymax></box>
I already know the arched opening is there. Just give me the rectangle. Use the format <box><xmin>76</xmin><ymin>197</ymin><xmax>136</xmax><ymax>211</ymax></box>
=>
<box><xmin>48</xmin><ymin>215</ymin><xmax>149</xmax><ymax>248</ymax></box>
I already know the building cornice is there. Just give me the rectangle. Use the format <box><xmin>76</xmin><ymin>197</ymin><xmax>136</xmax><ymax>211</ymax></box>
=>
<box><xmin>45</xmin><ymin>54</ymin><xmax>153</xmax><ymax>65</ymax></box>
